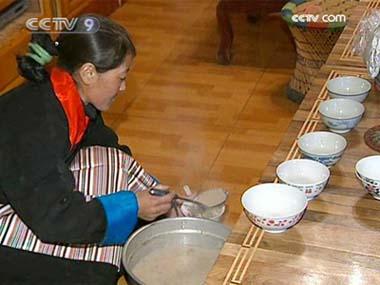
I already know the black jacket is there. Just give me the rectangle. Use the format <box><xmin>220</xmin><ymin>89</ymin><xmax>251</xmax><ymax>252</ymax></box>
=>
<box><xmin>0</xmin><ymin>80</ymin><xmax>131</xmax><ymax>245</ymax></box>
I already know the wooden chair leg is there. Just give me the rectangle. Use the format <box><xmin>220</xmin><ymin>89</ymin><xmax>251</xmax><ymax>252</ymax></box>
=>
<box><xmin>216</xmin><ymin>0</ymin><xmax>233</xmax><ymax>65</ymax></box>
<box><xmin>216</xmin><ymin>0</ymin><xmax>288</xmax><ymax>65</ymax></box>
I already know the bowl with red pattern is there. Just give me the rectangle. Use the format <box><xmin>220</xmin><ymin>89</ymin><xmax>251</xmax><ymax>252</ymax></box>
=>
<box><xmin>241</xmin><ymin>183</ymin><xmax>308</xmax><ymax>233</ymax></box>
<box><xmin>355</xmin><ymin>155</ymin><xmax>380</xmax><ymax>200</ymax></box>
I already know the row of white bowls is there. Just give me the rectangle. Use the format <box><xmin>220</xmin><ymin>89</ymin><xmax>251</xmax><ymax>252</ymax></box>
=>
<box><xmin>242</xmin><ymin>154</ymin><xmax>380</xmax><ymax>234</ymax></box>
<box><xmin>241</xmin><ymin>76</ymin><xmax>373</xmax><ymax>233</ymax></box>
<box><xmin>242</xmin><ymin>159</ymin><xmax>330</xmax><ymax>233</ymax></box>
<box><xmin>319</xmin><ymin>76</ymin><xmax>370</xmax><ymax>133</ymax></box>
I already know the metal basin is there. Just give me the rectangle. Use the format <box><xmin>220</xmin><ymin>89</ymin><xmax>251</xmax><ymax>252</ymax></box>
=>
<box><xmin>122</xmin><ymin>217</ymin><xmax>230</xmax><ymax>285</ymax></box>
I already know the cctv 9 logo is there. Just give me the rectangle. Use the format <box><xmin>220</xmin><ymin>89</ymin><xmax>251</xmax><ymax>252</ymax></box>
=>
<box><xmin>26</xmin><ymin>16</ymin><xmax>100</xmax><ymax>34</ymax></box>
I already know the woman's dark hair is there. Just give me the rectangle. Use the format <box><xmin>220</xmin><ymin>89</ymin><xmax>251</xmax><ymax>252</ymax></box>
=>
<box><xmin>17</xmin><ymin>14</ymin><xmax>136</xmax><ymax>82</ymax></box>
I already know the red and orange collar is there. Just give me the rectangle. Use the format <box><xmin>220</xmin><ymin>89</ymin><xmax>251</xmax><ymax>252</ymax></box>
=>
<box><xmin>50</xmin><ymin>67</ymin><xmax>90</xmax><ymax>148</ymax></box>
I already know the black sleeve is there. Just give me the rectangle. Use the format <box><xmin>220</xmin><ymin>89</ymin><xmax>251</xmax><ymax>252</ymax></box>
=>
<box><xmin>2</xmin><ymin>161</ymin><xmax>107</xmax><ymax>245</ymax></box>
<box><xmin>0</xmin><ymin>99</ymin><xmax>107</xmax><ymax>245</ymax></box>
<box><xmin>81</xmin><ymin>112</ymin><xmax>132</xmax><ymax>156</ymax></box>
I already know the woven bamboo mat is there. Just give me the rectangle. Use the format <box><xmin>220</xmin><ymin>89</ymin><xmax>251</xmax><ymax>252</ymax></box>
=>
<box><xmin>214</xmin><ymin>67</ymin><xmax>369</xmax><ymax>285</ymax></box>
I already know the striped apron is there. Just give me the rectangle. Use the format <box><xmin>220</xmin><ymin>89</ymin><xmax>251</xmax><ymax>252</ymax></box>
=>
<box><xmin>0</xmin><ymin>146</ymin><xmax>156</xmax><ymax>270</ymax></box>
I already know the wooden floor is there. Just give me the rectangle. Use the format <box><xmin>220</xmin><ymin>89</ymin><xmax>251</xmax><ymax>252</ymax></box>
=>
<box><xmin>106</xmin><ymin>0</ymin><xmax>297</xmax><ymax>257</ymax></box>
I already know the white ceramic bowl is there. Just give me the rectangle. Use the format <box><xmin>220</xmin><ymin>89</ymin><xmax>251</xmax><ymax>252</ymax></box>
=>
<box><xmin>297</xmin><ymin>131</ymin><xmax>347</xmax><ymax>167</ymax></box>
<box><xmin>355</xmin><ymin>155</ymin><xmax>380</xmax><ymax>200</ymax></box>
<box><xmin>241</xmin><ymin>183</ymin><xmax>308</xmax><ymax>233</ymax></box>
<box><xmin>327</xmin><ymin>76</ymin><xmax>371</xmax><ymax>102</ymax></box>
<box><xmin>276</xmin><ymin>159</ymin><xmax>330</xmax><ymax>200</ymax></box>
<box><xmin>319</xmin><ymin>98</ymin><xmax>365</xmax><ymax>133</ymax></box>
<box><xmin>181</xmin><ymin>189</ymin><xmax>228</xmax><ymax>221</ymax></box>
<box><xmin>195</xmin><ymin>189</ymin><xmax>228</xmax><ymax>221</ymax></box>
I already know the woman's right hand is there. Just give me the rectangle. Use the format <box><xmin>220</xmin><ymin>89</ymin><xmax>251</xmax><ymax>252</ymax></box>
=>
<box><xmin>135</xmin><ymin>189</ymin><xmax>175</xmax><ymax>221</ymax></box>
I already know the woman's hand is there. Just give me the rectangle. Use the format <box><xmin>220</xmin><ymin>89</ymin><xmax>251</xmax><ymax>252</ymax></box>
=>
<box><xmin>136</xmin><ymin>185</ymin><xmax>175</xmax><ymax>221</ymax></box>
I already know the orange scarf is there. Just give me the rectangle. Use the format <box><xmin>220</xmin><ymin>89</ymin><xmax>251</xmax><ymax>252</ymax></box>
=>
<box><xmin>50</xmin><ymin>67</ymin><xmax>90</xmax><ymax>149</ymax></box>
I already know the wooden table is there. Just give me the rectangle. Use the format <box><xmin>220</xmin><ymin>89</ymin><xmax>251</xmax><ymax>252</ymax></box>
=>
<box><xmin>207</xmin><ymin>2</ymin><xmax>380</xmax><ymax>284</ymax></box>
<box><xmin>216</xmin><ymin>0</ymin><xmax>287</xmax><ymax>65</ymax></box>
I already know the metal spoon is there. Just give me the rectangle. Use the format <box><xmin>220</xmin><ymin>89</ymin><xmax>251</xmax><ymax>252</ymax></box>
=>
<box><xmin>149</xmin><ymin>188</ymin><xmax>209</xmax><ymax>212</ymax></box>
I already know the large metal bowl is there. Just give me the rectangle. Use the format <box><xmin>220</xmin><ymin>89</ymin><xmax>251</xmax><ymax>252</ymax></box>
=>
<box><xmin>122</xmin><ymin>217</ymin><xmax>230</xmax><ymax>285</ymax></box>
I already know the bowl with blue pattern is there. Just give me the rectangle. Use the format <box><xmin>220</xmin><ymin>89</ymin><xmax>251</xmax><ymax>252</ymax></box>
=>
<box><xmin>319</xmin><ymin>99</ymin><xmax>365</xmax><ymax>134</ymax></box>
<box><xmin>355</xmin><ymin>155</ymin><xmax>380</xmax><ymax>200</ymax></box>
<box><xmin>297</xmin><ymin>131</ymin><xmax>347</xmax><ymax>167</ymax></box>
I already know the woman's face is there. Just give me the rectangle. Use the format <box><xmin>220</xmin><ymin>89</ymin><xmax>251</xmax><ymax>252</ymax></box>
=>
<box><xmin>78</xmin><ymin>53</ymin><xmax>134</xmax><ymax>111</ymax></box>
